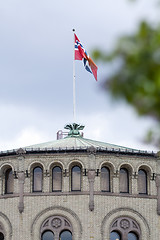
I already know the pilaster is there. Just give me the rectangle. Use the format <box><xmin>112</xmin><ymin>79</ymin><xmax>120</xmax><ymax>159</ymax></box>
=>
<box><xmin>113</xmin><ymin>171</ymin><xmax>119</xmax><ymax>193</ymax></box>
<box><xmin>132</xmin><ymin>173</ymin><xmax>138</xmax><ymax>195</ymax></box>
<box><xmin>156</xmin><ymin>175</ymin><xmax>160</xmax><ymax>215</ymax></box>
<box><xmin>18</xmin><ymin>172</ymin><xmax>25</xmax><ymax>213</ymax></box>
<box><xmin>88</xmin><ymin>170</ymin><xmax>95</xmax><ymax>211</ymax></box>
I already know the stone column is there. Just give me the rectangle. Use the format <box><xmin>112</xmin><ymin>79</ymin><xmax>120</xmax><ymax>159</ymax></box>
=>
<box><xmin>156</xmin><ymin>175</ymin><xmax>160</xmax><ymax>215</ymax></box>
<box><xmin>88</xmin><ymin>170</ymin><xmax>95</xmax><ymax>211</ymax></box>
<box><xmin>18</xmin><ymin>172</ymin><xmax>25</xmax><ymax>213</ymax></box>
<box><xmin>54</xmin><ymin>232</ymin><xmax>59</xmax><ymax>240</ymax></box>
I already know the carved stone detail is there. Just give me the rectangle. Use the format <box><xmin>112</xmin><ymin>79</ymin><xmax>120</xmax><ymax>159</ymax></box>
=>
<box><xmin>87</xmin><ymin>146</ymin><xmax>97</xmax><ymax>155</ymax></box>
<box><xmin>31</xmin><ymin>206</ymin><xmax>82</xmax><ymax>240</ymax></box>
<box><xmin>65</xmin><ymin>220</ymin><xmax>70</xmax><ymax>227</ymax></box>
<box><xmin>112</xmin><ymin>220</ymin><xmax>118</xmax><ymax>228</ymax></box>
<box><xmin>51</xmin><ymin>218</ymin><xmax>62</xmax><ymax>228</ymax></box>
<box><xmin>110</xmin><ymin>216</ymin><xmax>141</xmax><ymax>238</ymax></box>
<box><xmin>120</xmin><ymin>219</ymin><xmax>130</xmax><ymax>229</ymax></box>
<box><xmin>88</xmin><ymin>170</ymin><xmax>95</xmax><ymax>182</ymax></box>
<box><xmin>18</xmin><ymin>202</ymin><xmax>24</xmax><ymax>214</ymax></box>
<box><xmin>132</xmin><ymin>221</ymin><xmax>138</xmax><ymax>229</ymax></box>
<box><xmin>16</xmin><ymin>148</ymin><xmax>26</xmax><ymax>156</ymax></box>
<box><xmin>43</xmin><ymin>220</ymin><xmax>49</xmax><ymax>227</ymax></box>
<box><xmin>41</xmin><ymin>215</ymin><xmax>72</xmax><ymax>240</ymax></box>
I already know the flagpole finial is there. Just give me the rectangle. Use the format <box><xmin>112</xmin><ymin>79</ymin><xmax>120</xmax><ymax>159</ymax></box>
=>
<box><xmin>72</xmin><ymin>29</ymin><xmax>75</xmax><ymax>32</ymax></box>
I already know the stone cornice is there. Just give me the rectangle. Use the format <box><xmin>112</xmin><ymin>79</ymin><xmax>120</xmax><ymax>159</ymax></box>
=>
<box><xmin>0</xmin><ymin>147</ymin><xmax>157</xmax><ymax>158</ymax></box>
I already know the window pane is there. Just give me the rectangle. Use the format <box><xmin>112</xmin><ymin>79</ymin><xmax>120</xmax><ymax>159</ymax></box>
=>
<box><xmin>42</xmin><ymin>230</ymin><xmax>54</xmax><ymax>240</ymax></box>
<box><xmin>120</xmin><ymin>168</ymin><xmax>129</xmax><ymax>193</ymax></box>
<box><xmin>110</xmin><ymin>231</ymin><xmax>121</xmax><ymax>240</ymax></box>
<box><xmin>33</xmin><ymin>167</ymin><xmax>42</xmax><ymax>192</ymax></box>
<box><xmin>60</xmin><ymin>230</ymin><xmax>72</xmax><ymax>240</ymax></box>
<box><xmin>52</xmin><ymin>167</ymin><xmax>62</xmax><ymax>191</ymax></box>
<box><xmin>0</xmin><ymin>232</ymin><xmax>4</xmax><ymax>240</ymax></box>
<box><xmin>71</xmin><ymin>166</ymin><xmax>81</xmax><ymax>191</ymax></box>
<box><xmin>138</xmin><ymin>169</ymin><xmax>147</xmax><ymax>194</ymax></box>
<box><xmin>128</xmin><ymin>232</ymin><xmax>138</xmax><ymax>240</ymax></box>
<box><xmin>101</xmin><ymin>167</ymin><xmax>110</xmax><ymax>191</ymax></box>
<box><xmin>5</xmin><ymin>168</ymin><xmax>14</xmax><ymax>194</ymax></box>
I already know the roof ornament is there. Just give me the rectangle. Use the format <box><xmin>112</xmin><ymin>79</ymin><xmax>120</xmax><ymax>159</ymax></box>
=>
<box><xmin>16</xmin><ymin>148</ymin><xmax>26</xmax><ymax>156</ymax></box>
<box><xmin>64</xmin><ymin>123</ymin><xmax>85</xmax><ymax>137</ymax></box>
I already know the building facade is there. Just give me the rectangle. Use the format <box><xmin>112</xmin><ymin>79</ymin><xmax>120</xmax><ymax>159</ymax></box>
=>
<box><xmin>0</xmin><ymin>123</ymin><xmax>159</xmax><ymax>240</ymax></box>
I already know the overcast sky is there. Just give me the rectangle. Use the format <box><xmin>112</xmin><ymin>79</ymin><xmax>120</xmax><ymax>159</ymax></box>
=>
<box><xmin>0</xmin><ymin>0</ymin><xmax>158</xmax><ymax>151</ymax></box>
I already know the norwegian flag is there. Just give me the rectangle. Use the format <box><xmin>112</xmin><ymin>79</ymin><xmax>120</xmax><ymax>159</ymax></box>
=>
<box><xmin>74</xmin><ymin>34</ymin><xmax>98</xmax><ymax>81</ymax></box>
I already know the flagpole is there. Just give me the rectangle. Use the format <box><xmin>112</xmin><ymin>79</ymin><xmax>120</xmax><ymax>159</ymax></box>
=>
<box><xmin>73</xmin><ymin>29</ymin><xmax>76</xmax><ymax>122</ymax></box>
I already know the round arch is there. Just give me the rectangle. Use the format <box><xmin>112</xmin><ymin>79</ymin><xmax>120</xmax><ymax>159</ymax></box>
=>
<box><xmin>28</xmin><ymin>162</ymin><xmax>44</xmax><ymax>193</ymax></box>
<box><xmin>28</xmin><ymin>161</ymin><xmax>45</xmax><ymax>173</ymax></box>
<box><xmin>48</xmin><ymin>161</ymin><xmax>65</xmax><ymax>172</ymax></box>
<box><xmin>67</xmin><ymin>160</ymin><xmax>85</xmax><ymax>171</ymax></box>
<box><xmin>0</xmin><ymin>163</ymin><xmax>15</xmax><ymax>173</ymax></box>
<box><xmin>110</xmin><ymin>216</ymin><xmax>141</xmax><ymax>239</ymax></box>
<box><xmin>0</xmin><ymin>163</ymin><xmax>15</xmax><ymax>195</ymax></box>
<box><xmin>50</xmin><ymin>163</ymin><xmax>63</xmax><ymax>192</ymax></box>
<box><xmin>99</xmin><ymin>161</ymin><xmax>116</xmax><ymax>173</ymax></box>
<box><xmin>136</xmin><ymin>164</ymin><xmax>153</xmax><ymax>175</ymax></box>
<box><xmin>101</xmin><ymin>208</ymin><xmax>150</xmax><ymax>240</ymax></box>
<box><xmin>0</xmin><ymin>212</ymin><xmax>12</xmax><ymax>240</ymax></box>
<box><xmin>137</xmin><ymin>164</ymin><xmax>153</xmax><ymax>195</ymax></box>
<box><xmin>31</xmin><ymin>206</ymin><xmax>82</xmax><ymax>240</ymax></box>
<box><xmin>40</xmin><ymin>215</ymin><xmax>73</xmax><ymax>239</ymax></box>
<box><xmin>118</xmin><ymin>163</ymin><xmax>134</xmax><ymax>174</ymax></box>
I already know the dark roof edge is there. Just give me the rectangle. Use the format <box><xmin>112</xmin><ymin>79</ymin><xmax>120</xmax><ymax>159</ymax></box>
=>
<box><xmin>0</xmin><ymin>147</ymin><xmax>157</xmax><ymax>158</ymax></box>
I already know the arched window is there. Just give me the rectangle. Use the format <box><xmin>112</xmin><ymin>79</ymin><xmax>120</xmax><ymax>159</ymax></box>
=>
<box><xmin>60</xmin><ymin>230</ymin><xmax>72</xmax><ymax>240</ymax></box>
<box><xmin>33</xmin><ymin>166</ymin><xmax>42</xmax><ymax>192</ymax></box>
<box><xmin>110</xmin><ymin>217</ymin><xmax>140</xmax><ymax>240</ymax></box>
<box><xmin>0</xmin><ymin>232</ymin><xmax>4</xmax><ymax>240</ymax></box>
<box><xmin>52</xmin><ymin>166</ymin><xmax>62</xmax><ymax>192</ymax></box>
<box><xmin>41</xmin><ymin>230</ymin><xmax>54</xmax><ymax>240</ymax></box>
<box><xmin>101</xmin><ymin>167</ymin><xmax>110</xmax><ymax>192</ymax></box>
<box><xmin>110</xmin><ymin>231</ymin><xmax>121</xmax><ymax>240</ymax></box>
<box><xmin>5</xmin><ymin>168</ymin><xmax>14</xmax><ymax>194</ymax></box>
<box><xmin>128</xmin><ymin>232</ymin><xmax>138</xmax><ymax>240</ymax></box>
<box><xmin>138</xmin><ymin>169</ymin><xmax>147</xmax><ymax>194</ymax></box>
<box><xmin>41</xmin><ymin>216</ymin><xmax>72</xmax><ymax>240</ymax></box>
<box><xmin>71</xmin><ymin>166</ymin><xmax>81</xmax><ymax>191</ymax></box>
<box><xmin>120</xmin><ymin>168</ymin><xmax>129</xmax><ymax>193</ymax></box>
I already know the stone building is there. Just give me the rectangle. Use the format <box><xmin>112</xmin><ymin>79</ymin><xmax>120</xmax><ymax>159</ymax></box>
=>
<box><xmin>0</xmin><ymin>123</ymin><xmax>159</xmax><ymax>240</ymax></box>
